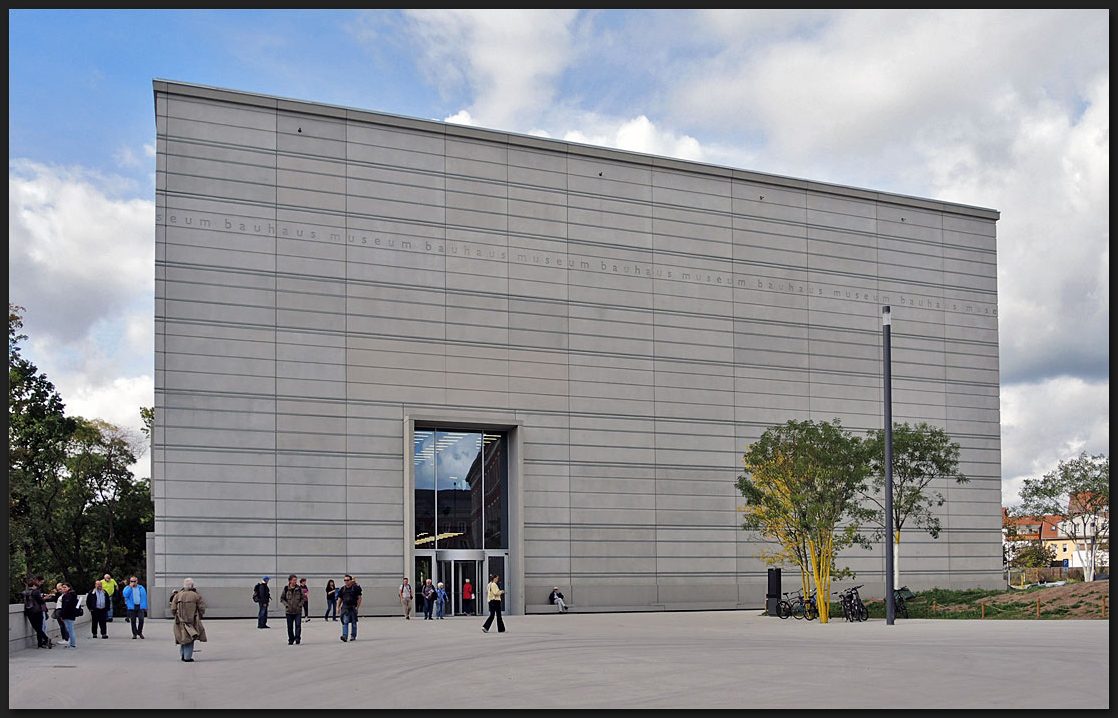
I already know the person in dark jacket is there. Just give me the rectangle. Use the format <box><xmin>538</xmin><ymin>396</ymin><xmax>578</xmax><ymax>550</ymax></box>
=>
<box><xmin>324</xmin><ymin>579</ymin><xmax>338</xmax><ymax>621</ymax></box>
<box><xmin>421</xmin><ymin>578</ymin><xmax>437</xmax><ymax>620</ymax></box>
<box><xmin>253</xmin><ymin>576</ymin><xmax>271</xmax><ymax>629</ymax></box>
<box><xmin>280</xmin><ymin>574</ymin><xmax>305</xmax><ymax>645</ymax></box>
<box><xmin>21</xmin><ymin>578</ymin><xmax>51</xmax><ymax>649</ymax></box>
<box><xmin>548</xmin><ymin>587</ymin><xmax>569</xmax><ymax>612</ymax></box>
<box><xmin>86</xmin><ymin>580</ymin><xmax>111</xmax><ymax>638</ymax></box>
<box><xmin>58</xmin><ymin>583</ymin><xmax>80</xmax><ymax>648</ymax></box>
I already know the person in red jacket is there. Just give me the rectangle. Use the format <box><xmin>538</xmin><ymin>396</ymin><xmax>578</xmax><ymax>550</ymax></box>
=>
<box><xmin>462</xmin><ymin>578</ymin><xmax>475</xmax><ymax>616</ymax></box>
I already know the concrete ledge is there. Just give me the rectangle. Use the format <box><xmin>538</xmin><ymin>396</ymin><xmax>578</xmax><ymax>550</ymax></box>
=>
<box><xmin>9</xmin><ymin>603</ymin><xmax>93</xmax><ymax>655</ymax></box>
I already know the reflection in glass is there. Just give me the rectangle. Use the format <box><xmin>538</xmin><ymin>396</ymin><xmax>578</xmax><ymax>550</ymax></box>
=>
<box><xmin>414</xmin><ymin>429</ymin><xmax>508</xmax><ymax>550</ymax></box>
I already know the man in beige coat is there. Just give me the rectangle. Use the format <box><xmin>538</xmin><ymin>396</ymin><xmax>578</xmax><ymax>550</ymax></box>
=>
<box><xmin>171</xmin><ymin>577</ymin><xmax>206</xmax><ymax>662</ymax></box>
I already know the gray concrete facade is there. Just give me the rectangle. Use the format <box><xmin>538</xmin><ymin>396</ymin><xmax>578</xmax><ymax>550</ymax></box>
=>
<box><xmin>152</xmin><ymin>80</ymin><xmax>1002</xmax><ymax>618</ymax></box>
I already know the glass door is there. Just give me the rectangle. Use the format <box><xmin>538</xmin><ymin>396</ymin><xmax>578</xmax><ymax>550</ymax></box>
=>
<box><xmin>415</xmin><ymin>555</ymin><xmax>432</xmax><ymax>591</ymax></box>
<box><xmin>488</xmin><ymin>554</ymin><xmax>507</xmax><ymax>611</ymax></box>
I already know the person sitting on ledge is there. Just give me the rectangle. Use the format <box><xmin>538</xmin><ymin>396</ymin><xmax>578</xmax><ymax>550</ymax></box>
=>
<box><xmin>548</xmin><ymin>587</ymin><xmax>569</xmax><ymax>613</ymax></box>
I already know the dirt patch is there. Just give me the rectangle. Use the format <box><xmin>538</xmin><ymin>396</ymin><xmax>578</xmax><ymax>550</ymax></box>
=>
<box><xmin>940</xmin><ymin>580</ymin><xmax>1110</xmax><ymax>619</ymax></box>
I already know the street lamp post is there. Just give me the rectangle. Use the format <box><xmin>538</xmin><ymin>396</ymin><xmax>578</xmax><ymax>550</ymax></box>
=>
<box><xmin>883</xmin><ymin>306</ymin><xmax>895</xmax><ymax>625</ymax></box>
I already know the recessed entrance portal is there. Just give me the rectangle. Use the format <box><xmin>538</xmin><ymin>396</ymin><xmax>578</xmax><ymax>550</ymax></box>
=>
<box><xmin>413</xmin><ymin>428</ymin><xmax>510</xmax><ymax>614</ymax></box>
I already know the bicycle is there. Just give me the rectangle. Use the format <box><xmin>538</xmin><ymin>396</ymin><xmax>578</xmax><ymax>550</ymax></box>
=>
<box><xmin>776</xmin><ymin>591</ymin><xmax>794</xmax><ymax>619</ymax></box>
<box><xmin>848</xmin><ymin>585</ymin><xmax>868</xmax><ymax>621</ymax></box>
<box><xmin>834</xmin><ymin>587</ymin><xmax>854</xmax><ymax>622</ymax></box>
<box><xmin>780</xmin><ymin>589</ymin><xmax>818</xmax><ymax>620</ymax></box>
<box><xmin>892</xmin><ymin>586</ymin><xmax>911</xmax><ymax>618</ymax></box>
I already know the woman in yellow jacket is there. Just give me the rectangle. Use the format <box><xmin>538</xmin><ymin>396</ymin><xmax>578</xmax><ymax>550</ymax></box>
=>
<box><xmin>481</xmin><ymin>574</ymin><xmax>506</xmax><ymax>633</ymax></box>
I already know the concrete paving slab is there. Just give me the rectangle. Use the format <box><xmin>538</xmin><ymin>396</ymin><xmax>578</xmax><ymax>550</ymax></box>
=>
<box><xmin>7</xmin><ymin>610</ymin><xmax>1109</xmax><ymax>709</ymax></box>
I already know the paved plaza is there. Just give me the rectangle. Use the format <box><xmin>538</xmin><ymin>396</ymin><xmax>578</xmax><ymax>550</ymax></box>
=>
<box><xmin>8</xmin><ymin>610</ymin><xmax>1108</xmax><ymax>709</ymax></box>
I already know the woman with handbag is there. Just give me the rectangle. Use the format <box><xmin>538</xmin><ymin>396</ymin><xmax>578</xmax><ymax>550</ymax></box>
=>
<box><xmin>171</xmin><ymin>577</ymin><xmax>207</xmax><ymax>662</ymax></box>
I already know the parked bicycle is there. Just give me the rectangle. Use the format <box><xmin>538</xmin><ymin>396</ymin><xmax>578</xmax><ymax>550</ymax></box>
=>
<box><xmin>834</xmin><ymin>585</ymin><xmax>869</xmax><ymax>622</ymax></box>
<box><xmin>892</xmin><ymin>586</ymin><xmax>912</xmax><ymax>618</ymax></box>
<box><xmin>778</xmin><ymin>589</ymin><xmax>818</xmax><ymax>620</ymax></box>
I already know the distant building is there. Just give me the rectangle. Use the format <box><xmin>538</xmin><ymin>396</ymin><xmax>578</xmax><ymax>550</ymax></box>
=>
<box><xmin>151</xmin><ymin>80</ymin><xmax>1004</xmax><ymax>616</ymax></box>
<box><xmin>1003</xmin><ymin>507</ymin><xmax>1109</xmax><ymax>576</ymax></box>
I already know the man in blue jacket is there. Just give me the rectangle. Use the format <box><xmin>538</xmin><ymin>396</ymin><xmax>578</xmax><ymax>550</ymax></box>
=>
<box><xmin>122</xmin><ymin>576</ymin><xmax>148</xmax><ymax>639</ymax></box>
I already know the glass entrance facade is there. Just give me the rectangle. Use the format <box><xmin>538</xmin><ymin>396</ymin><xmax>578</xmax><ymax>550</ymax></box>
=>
<box><xmin>414</xmin><ymin>428</ymin><xmax>509</xmax><ymax>614</ymax></box>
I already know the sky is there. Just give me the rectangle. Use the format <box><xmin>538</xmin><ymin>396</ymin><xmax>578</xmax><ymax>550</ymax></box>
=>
<box><xmin>8</xmin><ymin>9</ymin><xmax>1109</xmax><ymax>506</ymax></box>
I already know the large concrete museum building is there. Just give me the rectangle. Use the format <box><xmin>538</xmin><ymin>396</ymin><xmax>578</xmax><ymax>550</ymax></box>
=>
<box><xmin>151</xmin><ymin>80</ymin><xmax>1003</xmax><ymax>616</ymax></box>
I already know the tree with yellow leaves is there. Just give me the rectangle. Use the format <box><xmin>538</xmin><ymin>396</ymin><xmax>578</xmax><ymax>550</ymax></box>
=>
<box><xmin>737</xmin><ymin>419</ymin><xmax>874</xmax><ymax>623</ymax></box>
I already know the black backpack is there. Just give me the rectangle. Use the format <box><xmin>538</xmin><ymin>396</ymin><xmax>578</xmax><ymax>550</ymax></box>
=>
<box><xmin>22</xmin><ymin>589</ymin><xmax>39</xmax><ymax>612</ymax></box>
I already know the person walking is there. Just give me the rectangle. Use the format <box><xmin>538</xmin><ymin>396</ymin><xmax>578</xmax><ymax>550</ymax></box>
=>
<box><xmin>336</xmin><ymin>574</ymin><xmax>362</xmax><ymax>642</ymax></box>
<box><xmin>86</xmin><ymin>580</ymin><xmax>111</xmax><ymax>639</ymax></box>
<box><xmin>435</xmin><ymin>582</ymin><xmax>448</xmax><ymax>619</ymax></box>
<box><xmin>253</xmin><ymin>576</ymin><xmax>271</xmax><ymax>629</ymax></box>
<box><xmin>421</xmin><ymin>578</ymin><xmax>437</xmax><ymax>620</ymax></box>
<box><xmin>481</xmin><ymin>574</ymin><xmax>506</xmax><ymax>633</ymax></box>
<box><xmin>399</xmin><ymin>577</ymin><xmax>413</xmax><ymax>620</ymax></box>
<box><xmin>280</xmin><ymin>574</ymin><xmax>305</xmax><ymax>645</ymax></box>
<box><xmin>102</xmin><ymin>573</ymin><xmax>118</xmax><ymax>622</ymax></box>
<box><xmin>324</xmin><ymin>579</ymin><xmax>338</xmax><ymax>621</ymax></box>
<box><xmin>462</xmin><ymin>578</ymin><xmax>474</xmax><ymax>616</ymax></box>
<box><xmin>58</xmin><ymin>582</ymin><xmax>80</xmax><ymax>648</ymax></box>
<box><xmin>21</xmin><ymin>578</ymin><xmax>51</xmax><ymax>649</ymax></box>
<box><xmin>171</xmin><ymin>577</ymin><xmax>206</xmax><ymax>662</ymax></box>
<box><xmin>122</xmin><ymin>576</ymin><xmax>148</xmax><ymax>639</ymax></box>
<box><xmin>299</xmin><ymin>577</ymin><xmax>311</xmax><ymax>622</ymax></box>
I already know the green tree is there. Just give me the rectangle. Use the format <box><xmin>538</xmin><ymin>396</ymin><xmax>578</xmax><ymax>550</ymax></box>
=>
<box><xmin>65</xmin><ymin>417</ymin><xmax>143</xmax><ymax>584</ymax></box>
<box><xmin>140</xmin><ymin>406</ymin><xmax>154</xmax><ymax>440</ymax></box>
<box><xmin>9</xmin><ymin>303</ymin><xmax>78</xmax><ymax>600</ymax></box>
<box><xmin>863</xmin><ymin>422</ymin><xmax>969</xmax><ymax>584</ymax></box>
<box><xmin>737</xmin><ymin>419</ymin><xmax>874</xmax><ymax>623</ymax></box>
<box><xmin>1015</xmin><ymin>453</ymin><xmax>1109</xmax><ymax>581</ymax></box>
<box><xmin>1007</xmin><ymin>541</ymin><xmax>1056</xmax><ymax>570</ymax></box>
<box><xmin>8</xmin><ymin>304</ymin><xmax>154</xmax><ymax>601</ymax></box>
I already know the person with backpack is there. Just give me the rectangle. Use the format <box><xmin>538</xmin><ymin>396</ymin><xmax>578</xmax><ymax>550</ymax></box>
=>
<box><xmin>253</xmin><ymin>576</ymin><xmax>271</xmax><ymax>629</ymax></box>
<box><xmin>22</xmin><ymin>578</ymin><xmax>51</xmax><ymax>649</ymax></box>
<box><xmin>399</xmin><ymin>577</ymin><xmax>414</xmax><ymax>620</ymax></box>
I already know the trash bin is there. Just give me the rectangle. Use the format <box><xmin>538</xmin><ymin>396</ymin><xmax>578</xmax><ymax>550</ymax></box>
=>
<box><xmin>766</xmin><ymin>568</ymin><xmax>781</xmax><ymax>616</ymax></box>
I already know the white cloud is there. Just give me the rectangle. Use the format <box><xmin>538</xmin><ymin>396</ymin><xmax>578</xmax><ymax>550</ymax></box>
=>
<box><xmin>8</xmin><ymin>159</ymin><xmax>155</xmax><ymax>456</ymax></box>
<box><xmin>444</xmin><ymin>109</ymin><xmax>476</xmax><ymax>126</ymax></box>
<box><xmin>9</xmin><ymin>159</ymin><xmax>154</xmax><ymax>342</ymax></box>
<box><xmin>401</xmin><ymin>9</ymin><xmax>581</xmax><ymax>130</ymax></box>
<box><xmin>675</xmin><ymin>10</ymin><xmax>1108</xmax><ymax>176</ymax></box>
<box><xmin>1000</xmin><ymin>377</ymin><xmax>1110</xmax><ymax>506</ymax></box>
<box><xmin>563</xmin><ymin>114</ymin><xmax>705</xmax><ymax>162</ymax></box>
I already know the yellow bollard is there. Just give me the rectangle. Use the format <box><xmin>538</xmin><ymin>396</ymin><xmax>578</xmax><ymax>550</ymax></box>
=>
<box><xmin>932</xmin><ymin>600</ymin><xmax>937</xmax><ymax>615</ymax></box>
<box><xmin>981</xmin><ymin>601</ymin><xmax>985</xmax><ymax>618</ymax></box>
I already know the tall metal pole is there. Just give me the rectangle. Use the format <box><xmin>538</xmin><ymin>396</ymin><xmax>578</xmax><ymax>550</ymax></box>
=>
<box><xmin>883</xmin><ymin>306</ymin><xmax>895</xmax><ymax>625</ymax></box>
